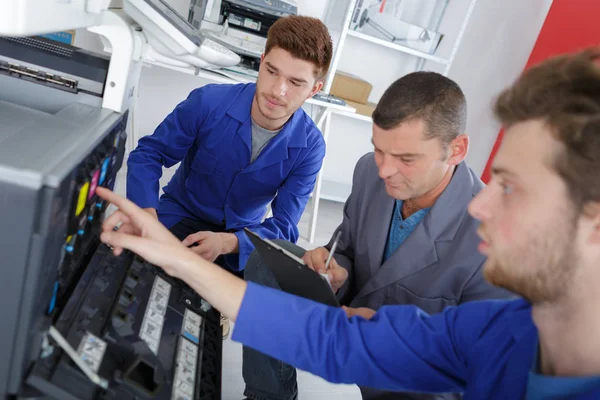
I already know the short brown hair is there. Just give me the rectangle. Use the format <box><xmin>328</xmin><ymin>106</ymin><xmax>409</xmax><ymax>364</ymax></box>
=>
<box><xmin>265</xmin><ymin>15</ymin><xmax>333</xmax><ymax>80</ymax></box>
<box><xmin>372</xmin><ymin>72</ymin><xmax>467</xmax><ymax>149</ymax></box>
<box><xmin>494</xmin><ymin>48</ymin><xmax>600</xmax><ymax>210</ymax></box>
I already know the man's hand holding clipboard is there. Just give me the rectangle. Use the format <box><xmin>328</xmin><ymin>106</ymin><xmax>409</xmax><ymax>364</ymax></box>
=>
<box><xmin>302</xmin><ymin>232</ymin><xmax>377</xmax><ymax>320</ymax></box>
<box><xmin>302</xmin><ymin>231</ymin><xmax>348</xmax><ymax>293</ymax></box>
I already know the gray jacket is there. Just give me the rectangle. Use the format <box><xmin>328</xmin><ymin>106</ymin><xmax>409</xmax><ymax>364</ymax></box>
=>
<box><xmin>325</xmin><ymin>153</ymin><xmax>515</xmax><ymax>400</ymax></box>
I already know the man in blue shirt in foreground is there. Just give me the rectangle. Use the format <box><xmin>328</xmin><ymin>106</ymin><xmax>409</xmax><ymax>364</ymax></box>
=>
<box><xmin>98</xmin><ymin>48</ymin><xmax>600</xmax><ymax>399</ymax></box>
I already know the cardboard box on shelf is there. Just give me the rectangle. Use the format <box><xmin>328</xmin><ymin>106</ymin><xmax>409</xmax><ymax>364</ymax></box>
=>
<box><xmin>346</xmin><ymin>100</ymin><xmax>377</xmax><ymax>118</ymax></box>
<box><xmin>330</xmin><ymin>71</ymin><xmax>373</xmax><ymax>104</ymax></box>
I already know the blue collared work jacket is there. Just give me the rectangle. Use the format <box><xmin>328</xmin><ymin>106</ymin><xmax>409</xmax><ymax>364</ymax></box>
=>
<box><xmin>126</xmin><ymin>82</ymin><xmax>326</xmax><ymax>270</ymax></box>
<box><xmin>233</xmin><ymin>283</ymin><xmax>600</xmax><ymax>399</ymax></box>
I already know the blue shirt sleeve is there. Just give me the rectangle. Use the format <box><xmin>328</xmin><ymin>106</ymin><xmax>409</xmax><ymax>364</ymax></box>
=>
<box><xmin>228</xmin><ymin>136</ymin><xmax>325</xmax><ymax>270</ymax></box>
<box><xmin>232</xmin><ymin>282</ymin><xmax>504</xmax><ymax>394</ymax></box>
<box><xmin>126</xmin><ymin>88</ymin><xmax>207</xmax><ymax>209</ymax></box>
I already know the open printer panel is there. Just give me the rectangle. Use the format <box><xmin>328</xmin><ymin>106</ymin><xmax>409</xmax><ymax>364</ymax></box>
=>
<box><xmin>25</xmin><ymin>246</ymin><xmax>223</xmax><ymax>400</ymax></box>
<box><xmin>0</xmin><ymin>37</ymin><xmax>223</xmax><ymax>400</ymax></box>
<box><xmin>0</xmin><ymin>100</ymin><xmax>128</xmax><ymax>397</ymax></box>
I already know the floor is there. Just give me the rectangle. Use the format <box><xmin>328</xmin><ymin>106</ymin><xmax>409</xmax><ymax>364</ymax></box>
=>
<box><xmin>112</xmin><ymin>167</ymin><xmax>362</xmax><ymax>399</ymax></box>
<box><xmin>220</xmin><ymin>198</ymin><xmax>361</xmax><ymax>400</ymax></box>
<box><xmin>221</xmin><ymin>323</ymin><xmax>361</xmax><ymax>400</ymax></box>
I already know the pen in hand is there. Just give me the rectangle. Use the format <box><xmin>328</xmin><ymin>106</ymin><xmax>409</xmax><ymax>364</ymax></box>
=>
<box><xmin>324</xmin><ymin>230</ymin><xmax>341</xmax><ymax>272</ymax></box>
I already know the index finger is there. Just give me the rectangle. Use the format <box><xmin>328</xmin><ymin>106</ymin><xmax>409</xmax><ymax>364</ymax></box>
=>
<box><xmin>96</xmin><ymin>187</ymin><xmax>144</xmax><ymax>218</ymax></box>
<box><xmin>97</xmin><ymin>187</ymin><xmax>147</xmax><ymax>221</ymax></box>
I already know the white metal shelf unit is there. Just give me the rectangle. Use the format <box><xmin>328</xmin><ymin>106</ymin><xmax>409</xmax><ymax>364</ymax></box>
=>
<box><xmin>306</xmin><ymin>0</ymin><xmax>479</xmax><ymax>243</ymax></box>
<box><xmin>345</xmin><ymin>30</ymin><xmax>448</xmax><ymax>64</ymax></box>
<box><xmin>323</xmin><ymin>0</ymin><xmax>477</xmax><ymax>98</ymax></box>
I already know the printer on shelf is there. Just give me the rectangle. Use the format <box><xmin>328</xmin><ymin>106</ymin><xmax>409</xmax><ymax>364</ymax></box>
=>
<box><xmin>188</xmin><ymin>0</ymin><xmax>298</xmax><ymax>70</ymax></box>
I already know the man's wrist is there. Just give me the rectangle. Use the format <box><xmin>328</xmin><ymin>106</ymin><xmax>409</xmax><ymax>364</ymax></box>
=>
<box><xmin>171</xmin><ymin>248</ymin><xmax>199</xmax><ymax>280</ymax></box>
<box><xmin>220</xmin><ymin>232</ymin><xmax>239</xmax><ymax>254</ymax></box>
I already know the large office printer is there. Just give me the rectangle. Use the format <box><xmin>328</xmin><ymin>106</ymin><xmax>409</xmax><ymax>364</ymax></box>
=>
<box><xmin>0</xmin><ymin>1</ymin><xmax>239</xmax><ymax>399</ymax></box>
<box><xmin>189</xmin><ymin>0</ymin><xmax>297</xmax><ymax>70</ymax></box>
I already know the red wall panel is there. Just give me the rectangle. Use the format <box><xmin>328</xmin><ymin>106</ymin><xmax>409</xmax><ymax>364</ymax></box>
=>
<box><xmin>481</xmin><ymin>0</ymin><xmax>600</xmax><ymax>183</ymax></box>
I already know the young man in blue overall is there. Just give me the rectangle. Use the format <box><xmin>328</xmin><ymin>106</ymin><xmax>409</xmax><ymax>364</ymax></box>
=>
<box><xmin>125</xmin><ymin>16</ymin><xmax>332</xmax><ymax>337</ymax></box>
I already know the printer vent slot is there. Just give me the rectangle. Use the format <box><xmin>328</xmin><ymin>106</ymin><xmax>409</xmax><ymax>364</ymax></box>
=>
<box><xmin>4</xmin><ymin>36</ymin><xmax>74</xmax><ymax>58</ymax></box>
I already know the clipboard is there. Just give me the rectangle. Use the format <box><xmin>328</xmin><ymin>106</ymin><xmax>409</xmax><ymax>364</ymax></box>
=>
<box><xmin>244</xmin><ymin>228</ymin><xmax>340</xmax><ymax>307</ymax></box>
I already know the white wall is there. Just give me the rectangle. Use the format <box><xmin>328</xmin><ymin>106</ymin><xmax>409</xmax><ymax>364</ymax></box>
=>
<box><xmin>295</xmin><ymin>0</ymin><xmax>329</xmax><ymax>19</ymax></box>
<box><xmin>425</xmin><ymin>0</ymin><xmax>553</xmax><ymax>174</ymax></box>
<box><xmin>319</xmin><ymin>0</ymin><xmax>552</xmax><ymax>190</ymax></box>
